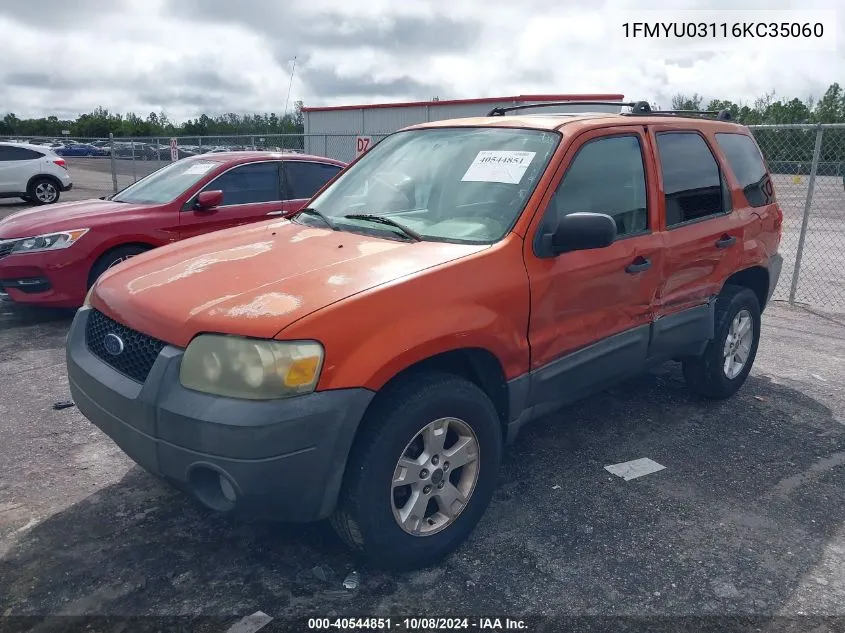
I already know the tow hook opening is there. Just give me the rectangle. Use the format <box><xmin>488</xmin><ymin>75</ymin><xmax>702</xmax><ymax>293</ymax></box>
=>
<box><xmin>188</xmin><ymin>465</ymin><xmax>239</xmax><ymax>512</ymax></box>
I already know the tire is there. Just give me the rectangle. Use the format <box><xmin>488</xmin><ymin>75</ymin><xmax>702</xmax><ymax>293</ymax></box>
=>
<box><xmin>682</xmin><ymin>285</ymin><xmax>761</xmax><ymax>400</ymax></box>
<box><xmin>88</xmin><ymin>245</ymin><xmax>149</xmax><ymax>288</ymax></box>
<box><xmin>331</xmin><ymin>372</ymin><xmax>503</xmax><ymax>570</ymax></box>
<box><xmin>27</xmin><ymin>177</ymin><xmax>60</xmax><ymax>205</ymax></box>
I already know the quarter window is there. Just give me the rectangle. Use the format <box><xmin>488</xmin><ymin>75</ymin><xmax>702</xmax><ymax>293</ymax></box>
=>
<box><xmin>547</xmin><ymin>134</ymin><xmax>649</xmax><ymax>237</ymax></box>
<box><xmin>715</xmin><ymin>132</ymin><xmax>773</xmax><ymax>208</ymax></box>
<box><xmin>656</xmin><ymin>132</ymin><xmax>728</xmax><ymax>227</ymax></box>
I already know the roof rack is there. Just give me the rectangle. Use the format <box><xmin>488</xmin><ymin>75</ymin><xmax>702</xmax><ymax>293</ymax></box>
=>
<box><xmin>487</xmin><ymin>100</ymin><xmax>733</xmax><ymax>121</ymax></box>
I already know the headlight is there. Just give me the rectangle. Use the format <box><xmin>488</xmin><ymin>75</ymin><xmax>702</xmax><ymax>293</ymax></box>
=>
<box><xmin>180</xmin><ymin>335</ymin><xmax>324</xmax><ymax>400</ymax></box>
<box><xmin>11</xmin><ymin>229</ymin><xmax>89</xmax><ymax>254</ymax></box>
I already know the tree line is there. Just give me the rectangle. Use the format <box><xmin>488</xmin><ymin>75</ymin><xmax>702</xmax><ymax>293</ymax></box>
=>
<box><xmin>0</xmin><ymin>101</ymin><xmax>306</xmax><ymax>139</ymax></box>
<box><xmin>670</xmin><ymin>83</ymin><xmax>845</xmax><ymax>175</ymax></box>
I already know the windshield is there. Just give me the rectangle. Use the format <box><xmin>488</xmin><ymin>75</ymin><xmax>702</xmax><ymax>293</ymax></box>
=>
<box><xmin>306</xmin><ymin>127</ymin><xmax>560</xmax><ymax>244</ymax></box>
<box><xmin>111</xmin><ymin>159</ymin><xmax>220</xmax><ymax>204</ymax></box>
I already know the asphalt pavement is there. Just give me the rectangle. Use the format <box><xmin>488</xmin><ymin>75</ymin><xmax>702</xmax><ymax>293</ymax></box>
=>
<box><xmin>0</xmin><ymin>300</ymin><xmax>843</xmax><ymax>632</ymax></box>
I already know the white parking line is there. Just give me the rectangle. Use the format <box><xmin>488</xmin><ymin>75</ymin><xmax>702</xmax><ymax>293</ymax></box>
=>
<box><xmin>605</xmin><ymin>458</ymin><xmax>666</xmax><ymax>481</ymax></box>
<box><xmin>225</xmin><ymin>611</ymin><xmax>274</xmax><ymax>633</ymax></box>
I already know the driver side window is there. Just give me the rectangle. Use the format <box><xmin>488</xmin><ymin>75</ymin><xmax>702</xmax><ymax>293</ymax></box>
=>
<box><xmin>543</xmin><ymin>134</ymin><xmax>649</xmax><ymax>238</ymax></box>
<box><xmin>201</xmin><ymin>161</ymin><xmax>283</xmax><ymax>207</ymax></box>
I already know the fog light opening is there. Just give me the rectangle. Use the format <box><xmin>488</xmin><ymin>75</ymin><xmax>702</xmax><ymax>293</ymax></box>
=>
<box><xmin>188</xmin><ymin>465</ymin><xmax>238</xmax><ymax>512</ymax></box>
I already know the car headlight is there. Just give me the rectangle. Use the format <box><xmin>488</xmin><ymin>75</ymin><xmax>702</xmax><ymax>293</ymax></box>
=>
<box><xmin>180</xmin><ymin>335</ymin><xmax>324</xmax><ymax>400</ymax></box>
<box><xmin>11</xmin><ymin>229</ymin><xmax>89</xmax><ymax>254</ymax></box>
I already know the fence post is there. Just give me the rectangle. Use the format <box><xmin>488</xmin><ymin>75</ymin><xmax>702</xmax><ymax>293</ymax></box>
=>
<box><xmin>130</xmin><ymin>140</ymin><xmax>137</xmax><ymax>183</ymax></box>
<box><xmin>323</xmin><ymin>134</ymin><xmax>328</xmax><ymax>158</ymax></box>
<box><xmin>155</xmin><ymin>137</ymin><xmax>161</xmax><ymax>169</ymax></box>
<box><xmin>198</xmin><ymin>136</ymin><xmax>203</xmax><ymax>154</ymax></box>
<box><xmin>788</xmin><ymin>123</ymin><xmax>824</xmax><ymax>304</ymax></box>
<box><xmin>109</xmin><ymin>132</ymin><xmax>118</xmax><ymax>194</ymax></box>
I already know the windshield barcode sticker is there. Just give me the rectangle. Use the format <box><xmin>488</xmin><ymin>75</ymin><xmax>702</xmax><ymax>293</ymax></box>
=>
<box><xmin>461</xmin><ymin>150</ymin><xmax>536</xmax><ymax>184</ymax></box>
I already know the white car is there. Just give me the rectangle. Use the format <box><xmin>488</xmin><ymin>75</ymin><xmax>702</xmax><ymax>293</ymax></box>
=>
<box><xmin>0</xmin><ymin>142</ymin><xmax>74</xmax><ymax>205</ymax></box>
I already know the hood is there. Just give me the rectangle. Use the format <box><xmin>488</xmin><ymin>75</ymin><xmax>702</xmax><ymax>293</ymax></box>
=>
<box><xmin>92</xmin><ymin>219</ymin><xmax>489</xmax><ymax>347</ymax></box>
<box><xmin>0</xmin><ymin>199</ymin><xmax>155</xmax><ymax>238</ymax></box>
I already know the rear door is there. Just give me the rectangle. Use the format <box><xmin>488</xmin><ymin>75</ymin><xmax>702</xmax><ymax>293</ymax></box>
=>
<box><xmin>0</xmin><ymin>145</ymin><xmax>41</xmax><ymax>192</ymax></box>
<box><xmin>281</xmin><ymin>160</ymin><xmax>344</xmax><ymax>214</ymax></box>
<box><xmin>649</xmin><ymin>128</ymin><xmax>746</xmax><ymax>317</ymax></box>
<box><xmin>178</xmin><ymin>160</ymin><xmax>286</xmax><ymax>239</ymax></box>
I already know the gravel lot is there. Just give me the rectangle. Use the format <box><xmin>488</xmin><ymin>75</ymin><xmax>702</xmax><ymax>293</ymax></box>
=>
<box><xmin>0</xmin><ymin>300</ymin><xmax>843</xmax><ymax>632</ymax></box>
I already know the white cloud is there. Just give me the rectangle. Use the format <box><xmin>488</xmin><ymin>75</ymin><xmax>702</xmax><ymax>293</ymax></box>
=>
<box><xmin>0</xmin><ymin>0</ymin><xmax>842</xmax><ymax>120</ymax></box>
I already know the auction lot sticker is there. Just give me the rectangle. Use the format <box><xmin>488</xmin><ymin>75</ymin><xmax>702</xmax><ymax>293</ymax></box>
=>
<box><xmin>461</xmin><ymin>150</ymin><xmax>536</xmax><ymax>184</ymax></box>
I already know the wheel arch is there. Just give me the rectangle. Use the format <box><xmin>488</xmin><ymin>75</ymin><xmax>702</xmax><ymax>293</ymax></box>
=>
<box><xmin>26</xmin><ymin>173</ymin><xmax>63</xmax><ymax>195</ymax></box>
<box><xmin>723</xmin><ymin>265</ymin><xmax>769</xmax><ymax>310</ymax></box>
<box><xmin>357</xmin><ymin>347</ymin><xmax>511</xmax><ymax>441</ymax></box>
<box><xmin>87</xmin><ymin>241</ymin><xmax>157</xmax><ymax>287</ymax></box>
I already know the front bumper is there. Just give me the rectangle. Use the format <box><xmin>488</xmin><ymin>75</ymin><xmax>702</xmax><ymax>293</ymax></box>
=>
<box><xmin>66</xmin><ymin>307</ymin><xmax>374</xmax><ymax>521</ymax></box>
<box><xmin>0</xmin><ymin>249</ymin><xmax>89</xmax><ymax>307</ymax></box>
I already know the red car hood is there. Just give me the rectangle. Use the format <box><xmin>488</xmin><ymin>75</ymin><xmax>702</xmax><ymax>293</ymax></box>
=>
<box><xmin>91</xmin><ymin>219</ymin><xmax>488</xmax><ymax>348</ymax></box>
<box><xmin>0</xmin><ymin>199</ymin><xmax>155</xmax><ymax>238</ymax></box>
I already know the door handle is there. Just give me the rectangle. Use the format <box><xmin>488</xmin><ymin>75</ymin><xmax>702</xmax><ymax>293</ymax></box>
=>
<box><xmin>715</xmin><ymin>235</ymin><xmax>737</xmax><ymax>248</ymax></box>
<box><xmin>625</xmin><ymin>257</ymin><xmax>651</xmax><ymax>274</ymax></box>
<box><xmin>266</xmin><ymin>210</ymin><xmax>285</xmax><ymax>216</ymax></box>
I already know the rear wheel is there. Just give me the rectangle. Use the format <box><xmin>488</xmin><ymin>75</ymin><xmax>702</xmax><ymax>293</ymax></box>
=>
<box><xmin>682</xmin><ymin>285</ymin><xmax>761</xmax><ymax>399</ymax></box>
<box><xmin>27</xmin><ymin>178</ymin><xmax>60</xmax><ymax>205</ymax></box>
<box><xmin>331</xmin><ymin>372</ymin><xmax>502</xmax><ymax>570</ymax></box>
<box><xmin>88</xmin><ymin>245</ymin><xmax>149</xmax><ymax>288</ymax></box>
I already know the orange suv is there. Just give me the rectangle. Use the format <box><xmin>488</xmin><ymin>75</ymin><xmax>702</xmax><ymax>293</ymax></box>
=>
<box><xmin>66</xmin><ymin>101</ymin><xmax>783</xmax><ymax>569</ymax></box>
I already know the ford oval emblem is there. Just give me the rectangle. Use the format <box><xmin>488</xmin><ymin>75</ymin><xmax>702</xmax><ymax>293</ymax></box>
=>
<box><xmin>103</xmin><ymin>333</ymin><xmax>125</xmax><ymax>356</ymax></box>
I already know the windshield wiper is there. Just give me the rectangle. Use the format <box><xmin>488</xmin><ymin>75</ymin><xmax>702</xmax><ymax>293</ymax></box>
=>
<box><xmin>342</xmin><ymin>214</ymin><xmax>422</xmax><ymax>242</ymax></box>
<box><xmin>291</xmin><ymin>207</ymin><xmax>338</xmax><ymax>231</ymax></box>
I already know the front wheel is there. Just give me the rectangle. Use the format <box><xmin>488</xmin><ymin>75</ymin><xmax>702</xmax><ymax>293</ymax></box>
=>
<box><xmin>682</xmin><ymin>285</ymin><xmax>761</xmax><ymax>399</ymax></box>
<box><xmin>331</xmin><ymin>373</ymin><xmax>503</xmax><ymax>570</ymax></box>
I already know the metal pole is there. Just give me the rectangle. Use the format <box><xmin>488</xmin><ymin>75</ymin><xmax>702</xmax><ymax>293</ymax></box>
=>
<box><xmin>109</xmin><ymin>132</ymin><xmax>118</xmax><ymax>194</ymax></box>
<box><xmin>788</xmin><ymin>124</ymin><xmax>824</xmax><ymax>304</ymax></box>
<box><xmin>251</xmin><ymin>135</ymin><xmax>255</xmax><ymax>150</ymax></box>
<box><xmin>131</xmin><ymin>140</ymin><xmax>137</xmax><ymax>182</ymax></box>
<box><xmin>156</xmin><ymin>136</ymin><xmax>161</xmax><ymax>170</ymax></box>
<box><xmin>198</xmin><ymin>136</ymin><xmax>203</xmax><ymax>154</ymax></box>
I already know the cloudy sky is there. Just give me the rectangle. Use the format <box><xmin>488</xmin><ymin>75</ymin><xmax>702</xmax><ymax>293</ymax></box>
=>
<box><xmin>0</xmin><ymin>0</ymin><xmax>842</xmax><ymax>121</ymax></box>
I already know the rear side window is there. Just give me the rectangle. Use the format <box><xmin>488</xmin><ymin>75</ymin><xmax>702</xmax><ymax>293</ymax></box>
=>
<box><xmin>715</xmin><ymin>132</ymin><xmax>773</xmax><ymax>207</ymax></box>
<box><xmin>285</xmin><ymin>161</ymin><xmax>342</xmax><ymax>199</ymax></box>
<box><xmin>656</xmin><ymin>132</ymin><xmax>728</xmax><ymax>228</ymax></box>
<box><xmin>0</xmin><ymin>145</ymin><xmax>44</xmax><ymax>161</ymax></box>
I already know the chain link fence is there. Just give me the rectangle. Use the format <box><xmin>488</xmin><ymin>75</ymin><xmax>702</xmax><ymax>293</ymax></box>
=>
<box><xmin>3</xmin><ymin>126</ymin><xmax>844</xmax><ymax>311</ymax></box>
<box><xmin>748</xmin><ymin>124</ymin><xmax>845</xmax><ymax>312</ymax></box>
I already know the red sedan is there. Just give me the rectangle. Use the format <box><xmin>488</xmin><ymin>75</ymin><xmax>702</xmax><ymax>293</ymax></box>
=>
<box><xmin>0</xmin><ymin>151</ymin><xmax>346</xmax><ymax>308</ymax></box>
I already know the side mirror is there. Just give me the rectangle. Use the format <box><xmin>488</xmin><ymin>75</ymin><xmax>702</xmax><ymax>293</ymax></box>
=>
<box><xmin>547</xmin><ymin>212</ymin><xmax>617</xmax><ymax>255</ymax></box>
<box><xmin>195</xmin><ymin>190</ymin><xmax>223</xmax><ymax>210</ymax></box>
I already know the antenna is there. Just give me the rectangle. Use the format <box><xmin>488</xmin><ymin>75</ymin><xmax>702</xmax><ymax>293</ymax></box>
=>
<box><xmin>283</xmin><ymin>56</ymin><xmax>297</xmax><ymax>121</ymax></box>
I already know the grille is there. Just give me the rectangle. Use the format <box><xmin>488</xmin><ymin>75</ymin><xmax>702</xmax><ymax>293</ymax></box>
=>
<box><xmin>85</xmin><ymin>309</ymin><xmax>167</xmax><ymax>383</ymax></box>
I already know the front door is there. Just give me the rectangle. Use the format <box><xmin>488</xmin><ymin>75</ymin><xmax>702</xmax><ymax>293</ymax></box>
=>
<box><xmin>523</xmin><ymin>126</ymin><xmax>664</xmax><ymax>406</ymax></box>
<box><xmin>179</xmin><ymin>161</ymin><xmax>286</xmax><ymax>239</ymax></box>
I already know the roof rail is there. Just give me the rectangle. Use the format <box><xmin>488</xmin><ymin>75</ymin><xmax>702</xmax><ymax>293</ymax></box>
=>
<box><xmin>487</xmin><ymin>99</ymin><xmax>733</xmax><ymax>121</ymax></box>
<box><xmin>625</xmin><ymin>108</ymin><xmax>734</xmax><ymax>121</ymax></box>
<box><xmin>487</xmin><ymin>100</ymin><xmax>640</xmax><ymax>116</ymax></box>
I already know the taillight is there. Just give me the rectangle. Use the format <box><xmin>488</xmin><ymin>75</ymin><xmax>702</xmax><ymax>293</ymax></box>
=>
<box><xmin>53</xmin><ymin>158</ymin><xmax>67</xmax><ymax>170</ymax></box>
